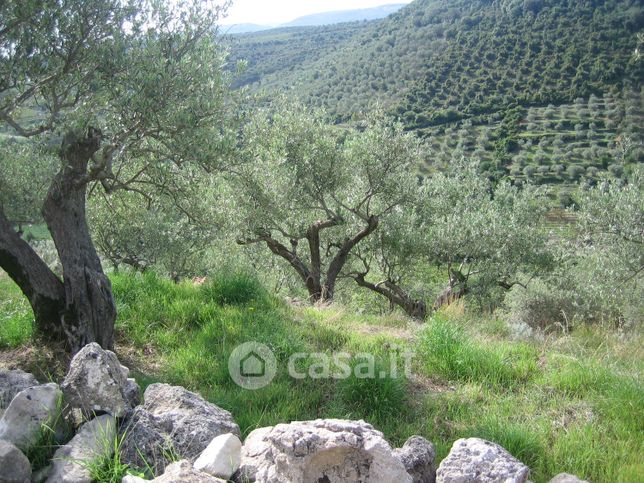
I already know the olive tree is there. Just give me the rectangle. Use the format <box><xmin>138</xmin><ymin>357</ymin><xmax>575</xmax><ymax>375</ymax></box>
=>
<box><xmin>88</xmin><ymin>175</ymin><xmax>220</xmax><ymax>281</ymax></box>
<box><xmin>231</xmin><ymin>104</ymin><xmax>422</xmax><ymax>303</ymax></box>
<box><xmin>352</xmin><ymin>161</ymin><xmax>553</xmax><ymax>317</ymax></box>
<box><xmin>0</xmin><ymin>0</ymin><xmax>234</xmax><ymax>352</ymax></box>
<box><xmin>572</xmin><ymin>166</ymin><xmax>643</xmax><ymax>322</ymax></box>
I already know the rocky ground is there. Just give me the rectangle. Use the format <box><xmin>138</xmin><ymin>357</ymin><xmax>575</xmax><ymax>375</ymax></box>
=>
<box><xmin>0</xmin><ymin>343</ymin><xmax>590</xmax><ymax>483</ymax></box>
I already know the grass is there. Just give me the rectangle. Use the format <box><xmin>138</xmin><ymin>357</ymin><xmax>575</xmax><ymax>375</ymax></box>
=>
<box><xmin>0</xmin><ymin>270</ymin><xmax>642</xmax><ymax>482</ymax></box>
<box><xmin>0</xmin><ymin>274</ymin><xmax>34</xmax><ymax>348</ymax></box>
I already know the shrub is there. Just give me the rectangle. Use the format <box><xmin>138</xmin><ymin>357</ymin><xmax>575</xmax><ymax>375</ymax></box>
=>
<box><xmin>501</xmin><ymin>279</ymin><xmax>578</xmax><ymax>332</ymax></box>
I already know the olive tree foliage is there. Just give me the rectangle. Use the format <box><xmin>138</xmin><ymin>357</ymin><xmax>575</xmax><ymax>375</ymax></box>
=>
<box><xmin>230</xmin><ymin>104</ymin><xmax>423</xmax><ymax>303</ymax></box>
<box><xmin>0</xmin><ymin>142</ymin><xmax>57</xmax><ymax>233</ymax></box>
<box><xmin>0</xmin><ymin>0</ymin><xmax>235</xmax><ymax>352</ymax></box>
<box><xmin>571</xmin><ymin>165</ymin><xmax>643</xmax><ymax>324</ymax></box>
<box><xmin>88</xmin><ymin>175</ymin><xmax>220</xmax><ymax>281</ymax></box>
<box><xmin>354</xmin><ymin>160</ymin><xmax>553</xmax><ymax>318</ymax></box>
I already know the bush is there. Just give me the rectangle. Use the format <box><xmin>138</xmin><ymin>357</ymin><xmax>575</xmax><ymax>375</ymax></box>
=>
<box><xmin>501</xmin><ymin>279</ymin><xmax>578</xmax><ymax>332</ymax></box>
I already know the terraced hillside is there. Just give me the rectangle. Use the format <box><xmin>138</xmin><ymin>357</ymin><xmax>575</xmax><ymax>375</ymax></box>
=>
<box><xmin>229</xmin><ymin>0</ymin><xmax>642</xmax><ymax>126</ymax></box>
<box><xmin>420</xmin><ymin>89</ymin><xmax>643</xmax><ymax>190</ymax></box>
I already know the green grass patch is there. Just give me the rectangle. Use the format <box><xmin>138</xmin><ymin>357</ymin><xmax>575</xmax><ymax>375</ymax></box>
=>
<box><xmin>417</xmin><ymin>315</ymin><xmax>538</xmax><ymax>387</ymax></box>
<box><xmin>1</xmin><ymin>271</ymin><xmax>642</xmax><ymax>482</ymax></box>
<box><xmin>0</xmin><ymin>273</ymin><xmax>33</xmax><ymax>347</ymax></box>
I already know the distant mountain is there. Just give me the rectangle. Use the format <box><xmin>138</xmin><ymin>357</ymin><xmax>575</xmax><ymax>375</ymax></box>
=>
<box><xmin>283</xmin><ymin>4</ymin><xmax>407</xmax><ymax>27</ymax></box>
<box><xmin>221</xmin><ymin>23</ymin><xmax>274</xmax><ymax>35</ymax></box>
<box><xmin>221</xmin><ymin>3</ymin><xmax>407</xmax><ymax>35</ymax></box>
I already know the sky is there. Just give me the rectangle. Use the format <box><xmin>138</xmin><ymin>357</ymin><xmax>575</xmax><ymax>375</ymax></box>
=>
<box><xmin>219</xmin><ymin>0</ymin><xmax>414</xmax><ymax>26</ymax></box>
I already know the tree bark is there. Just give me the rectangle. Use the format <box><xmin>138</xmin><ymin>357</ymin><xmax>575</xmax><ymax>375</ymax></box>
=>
<box><xmin>41</xmin><ymin>128</ymin><xmax>116</xmax><ymax>352</ymax></box>
<box><xmin>0</xmin><ymin>208</ymin><xmax>66</xmax><ymax>340</ymax></box>
<box><xmin>433</xmin><ymin>270</ymin><xmax>468</xmax><ymax>311</ymax></box>
<box><xmin>353</xmin><ymin>273</ymin><xmax>427</xmax><ymax>320</ymax></box>
<box><xmin>323</xmin><ymin>216</ymin><xmax>379</xmax><ymax>301</ymax></box>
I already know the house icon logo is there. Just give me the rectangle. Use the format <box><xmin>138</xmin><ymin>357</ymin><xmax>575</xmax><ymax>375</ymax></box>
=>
<box><xmin>240</xmin><ymin>351</ymin><xmax>266</xmax><ymax>378</ymax></box>
<box><xmin>229</xmin><ymin>342</ymin><xmax>277</xmax><ymax>390</ymax></box>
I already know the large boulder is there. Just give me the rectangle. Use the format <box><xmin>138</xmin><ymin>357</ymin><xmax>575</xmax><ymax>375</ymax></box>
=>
<box><xmin>237</xmin><ymin>419</ymin><xmax>413</xmax><ymax>483</ymax></box>
<box><xmin>436</xmin><ymin>438</ymin><xmax>530</xmax><ymax>483</ymax></box>
<box><xmin>153</xmin><ymin>460</ymin><xmax>226</xmax><ymax>482</ymax></box>
<box><xmin>549</xmin><ymin>474</ymin><xmax>589</xmax><ymax>483</ymax></box>
<box><xmin>194</xmin><ymin>433</ymin><xmax>242</xmax><ymax>479</ymax></box>
<box><xmin>119</xmin><ymin>383</ymin><xmax>240</xmax><ymax>475</ymax></box>
<box><xmin>0</xmin><ymin>383</ymin><xmax>62</xmax><ymax>451</ymax></box>
<box><xmin>0</xmin><ymin>440</ymin><xmax>32</xmax><ymax>483</ymax></box>
<box><xmin>394</xmin><ymin>436</ymin><xmax>437</xmax><ymax>483</ymax></box>
<box><xmin>46</xmin><ymin>414</ymin><xmax>117</xmax><ymax>483</ymax></box>
<box><xmin>61</xmin><ymin>343</ymin><xmax>133</xmax><ymax>418</ymax></box>
<box><xmin>0</xmin><ymin>369</ymin><xmax>39</xmax><ymax>410</ymax></box>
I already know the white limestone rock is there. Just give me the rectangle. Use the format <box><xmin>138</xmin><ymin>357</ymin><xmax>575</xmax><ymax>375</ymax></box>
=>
<box><xmin>0</xmin><ymin>383</ymin><xmax>62</xmax><ymax>451</ymax></box>
<box><xmin>238</xmin><ymin>419</ymin><xmax>413</xmax><ymax>483</ymax></box>
<box><xmin>61</xmin><ymin>343</ymin><xmax>133</xmax><ymax>418</ymax></box>
<box><xmin>0</xmin><ymin>440</ymin><xmax>32</xmax><ymax>483</ymax></box>
<box><xmin>194</xmin><ymin>433</ymin><xmax>242</xmax><ymax>479</ymax></box>
<box><xmin>436</xmin><ymin>438</ymin><xmax>530</xmax><ymax>483</ymax></box>
<box><xmin>46</xmin><ymin>414</ymin><xmax>117</xmax><ymax>483</ymax></box>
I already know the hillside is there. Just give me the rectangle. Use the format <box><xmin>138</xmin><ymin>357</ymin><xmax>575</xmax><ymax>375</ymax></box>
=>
<box><xmin>227</xmin><ymin>23</ymin><xmax>366</xmax><ymax>88</ymax></box>
<box><xmin>228</xmin><ymin>0</ymin><xmax>643</xmax><ymax>182</ymax></box>
<box><xmin>229</xmin><ymin>0</ymin><xmax>642</xmax><ymax>122</ymax></box>
<box><xmin>421</xmin><ymin>89</ymin><xmax>644</xmax><ymax>187</ymax></box>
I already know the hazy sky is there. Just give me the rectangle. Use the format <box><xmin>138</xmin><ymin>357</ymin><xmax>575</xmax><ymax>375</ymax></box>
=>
<box><xmin>220</xmin><ymin>0</ymin><xmax>413</xmax><ymax>26</ymax></box>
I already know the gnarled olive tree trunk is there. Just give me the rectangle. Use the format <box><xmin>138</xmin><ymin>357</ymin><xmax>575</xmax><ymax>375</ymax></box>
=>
<box><xmin>0</xmin><ymin>209</ymin><xmax>66</xmax><ymax>340</ymax></box>
<box><xmin>0</xmin><ymin>129</ymin><xmax>116</xmax><ymax>353</ymax></box>
<box><xmin>352</xmin><ymin>273</ymin><xmax>427</xmax><ymax>320</ymax></box>
<box><xmin>239</xmin><ymin>216</ymin><xmax>379</xmax><ymax>304</ymax></box>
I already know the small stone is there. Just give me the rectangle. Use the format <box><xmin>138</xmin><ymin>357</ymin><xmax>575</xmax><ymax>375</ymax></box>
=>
<box><xmin>0</xmin><ymin>383</ymin><xmax>62</xmax><ymax>451</ymax></box>
<box><xmin>194</xmin><ymin>433</ymin><xmax>242</xmax><ymax>479</ymax></box>
<box><xmin>436</xmin><ymin>437</ymin><xmax>530</xmax><ymax>483</ymax></box>
<box><xmin>0</xmin><ymin>440</ymin><xmax>32</xmax><ymax>483</ymax></box>
<box><xmin>61</xmin><ymin>343</ymin><xmax>133</xmax><ymax>418</ymax></box>
<box><xmin>152</xmin><ymin>460</ymin><xmax>225</xmax><ymax>482</ymax></box>
<box><xmin>46</xmin><ymin>414</ymin><xmax>117</xmax><ymax>483</ymax></box>
<box><xmin>121</xmin><ymin>475</ymin><xmax>148</xmax><ymax>483</ymax></box>
<box><xmin>395</xmin><ymin>435</ymin><xmax>437</xmax><ymax>483</ymax></box>
<box><xmin>549</xmin><ymin>473</ymin><xmax>590</xmax><ymax>483</ymax></box>
<box><xmin>0</xmin><ymin>369</ymin><xmax>39</xmax><ymax>410</ymax></box>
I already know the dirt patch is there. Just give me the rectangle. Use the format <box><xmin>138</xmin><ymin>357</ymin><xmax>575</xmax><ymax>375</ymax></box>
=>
<box><xmin>0</xmin><ymin>342</ymin><xmax>70</xmax><ymax>382</ymax></box>
<box><xmin>407</xmin><ymin>373</ymin><xmax>456</xmax><ymax>400</ymax></box>
<box><xmin>114</xmin><ymin>340</ymin><xmax>163</xmax><ymax>378</ymax></box>
<box><xmin>353</xmin><ymin>323</ymin><xmax>414</xmax><ymax>341</ymax></box>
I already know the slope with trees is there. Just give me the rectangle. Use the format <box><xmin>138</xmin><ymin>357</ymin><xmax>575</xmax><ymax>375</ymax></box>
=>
<box><xmin>231</xmin><ymin>0</ymin><xmax>641</xmax><ymax>122</ymax></box>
